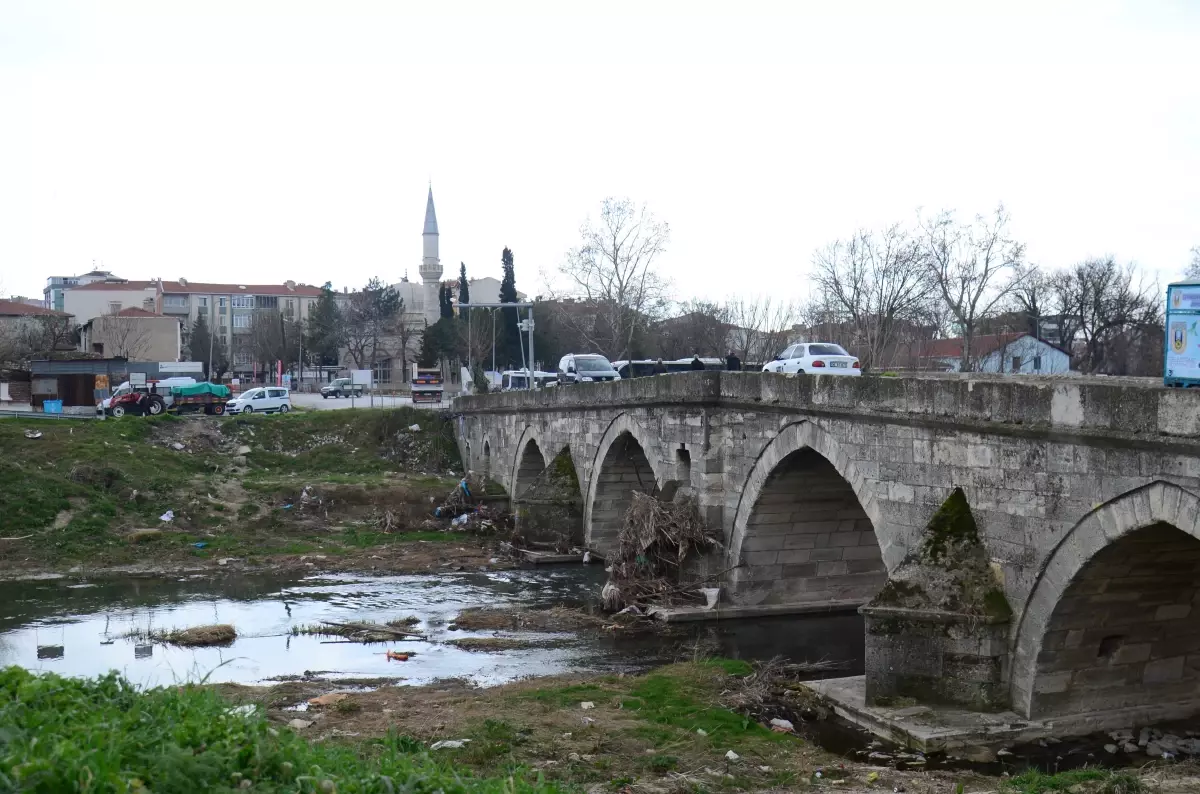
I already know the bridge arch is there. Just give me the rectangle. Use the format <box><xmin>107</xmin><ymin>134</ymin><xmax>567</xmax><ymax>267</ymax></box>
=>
<box><xmin>509</xmin><ymin>426</ymin><xmax>549</xmax><ymax>500</ymax></box>
<box><xmin>584</xmin><ymin>413</ymin><xmax>664</xmax><ymax>554</ymax></box>
<box><xmin>727</xmin><ymin>421</ymin><xmax>892</xmax><ymax>606</ymax></box>
<box><xmin>1011</xmin><ymin>481</ymin><xmax>1200</xmax><ymax>719</ymax></box>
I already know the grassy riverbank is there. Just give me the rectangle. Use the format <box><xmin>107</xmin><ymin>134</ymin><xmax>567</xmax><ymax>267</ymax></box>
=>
<box><xmin>3</xmin><ymin>663</ymin><xmax>1188</xmax><ymax>794</ymax></box>
<box><xmin>0</xmin><ymin>409</ymin><xmax>488</xmax><ymax>574</ymax></box>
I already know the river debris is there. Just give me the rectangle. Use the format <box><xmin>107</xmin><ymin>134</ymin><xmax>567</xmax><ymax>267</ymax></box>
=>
<box><xmin>601</xmin><ymin>491</ymin><xmax>722</xmax><ymax>611</ymax></box>
<box><xmin>445</xmin><ymin>637</ymin><xmax>571</xmax><ymax>652</ymax></box>
<box><xmin>448</xmin><ymin>606</ymin><xmax>610</xmax><ymax>632</ymax></box>
<box><xmin>124</xmin><ymin>623</ymin><xmax>237</xmax><ymax>647</ymax></box>
<box><xmin>292</xmin><ymin>620</ymin><xmax>427</xmax><ymax>643</ymax></box>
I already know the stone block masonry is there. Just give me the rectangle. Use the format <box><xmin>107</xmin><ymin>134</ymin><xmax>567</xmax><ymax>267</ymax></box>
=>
<box><xmin>455</xmin><ymin>371</ymin><xmax>1200</xmax><ymax>724</ymax></box>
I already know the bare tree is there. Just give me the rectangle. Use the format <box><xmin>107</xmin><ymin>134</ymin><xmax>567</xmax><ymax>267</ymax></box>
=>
<box><xmin>918</xmin><ymin>205</ymin><xmax>1027</xmax><ymax>371</ymax></box>
<box><xmin>654</xmin><ymin>300</ymin><xmax>731</xmax><ymax>360</ymax></box>
<box><xmin>723</xmin><ymin>296</ymin><xmax>799</xmax><ymax>365</ymax></box>
<box><xmin>555</xmin><ymin>198</ymin><xmax>671</xmax><ymax>360</ymax></box>
<box><xmin>344</xmin><ymin>278</ymin><xmax>403</xmax><ymax>371</ymax></box>
<box><xmin>1187</xmin><ymin>246</ymin><xmax>1200</xmax><ymax>280</ymax></box>
<box><xmin>810</xmin><ymin>224</ymin><xmax>933</xmax><ymax>371</ymax></box>
<box><xmin>21</xmin><ymin>314</ymin><xmax>76</xmax><ymax>355</ymax></box>
<box><xmin>98</xmin><ymin>315</ymin><xmax>154</xmax><ymax>359</ymax></box>
<box><xmin>1049</xmin><ymin>257</ymin><xmax>1159</xmax><ymax>374</ymax></box>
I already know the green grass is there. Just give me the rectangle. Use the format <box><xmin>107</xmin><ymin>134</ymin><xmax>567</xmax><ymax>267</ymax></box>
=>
<box><xmin>0</xmin><ymin>409</ymin><xmax>464</xmax><ymax>565</ymax></box>
<box><xmin>1003</xmin><ymin>769</ymin><xmax>1144</xmax><ymax>794</ymax></box>
<box><xmin>0</xmin><ymin>666</ymin><xmax>553</xmax><ymax>793</ymax></box>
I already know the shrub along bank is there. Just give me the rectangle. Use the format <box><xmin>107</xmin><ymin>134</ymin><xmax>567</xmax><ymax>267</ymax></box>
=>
<box><xmin>0</xmin><ymin>666</ymin><xmax>550</xmax><ymax>793</ymax></box>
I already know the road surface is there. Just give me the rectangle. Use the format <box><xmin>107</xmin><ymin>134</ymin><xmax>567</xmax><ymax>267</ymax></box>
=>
<box><xmin>290</xmin><ymin>392</ymin><xmax>444</xmax><ymax>411</ymax></box>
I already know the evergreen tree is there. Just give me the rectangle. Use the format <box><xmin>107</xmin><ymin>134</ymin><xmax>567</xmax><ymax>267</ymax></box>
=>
<box><xmin>187</xmin><ymin>314</ymin><xmax>229</xmax><ymax>381</ymax></box>
<box><xmin>417</xmin><ymin>321</ymin><xmax>439</xmax><ymax>368</ymax></box>
<box><xmin>439</xmin><ymin>284</ymin><xmax>454</xmax><ymax>319</ymax></box>
<box><xmin>498</xmin><ymin>247</ymin><xmax>522</xmax><ymax>368</ymax></box>
<box><xmin>458</xmin><ymin>263</ymin><xmax>470</xmax><ymax>306</ymax></box>
<box><xmin>305</xmin><ymin>282</ymin><xmax>343</xmax><ymax>367</ymax></box>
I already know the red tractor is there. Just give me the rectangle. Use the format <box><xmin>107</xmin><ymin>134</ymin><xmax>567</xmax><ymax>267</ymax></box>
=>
<box><xmin>107</xmin><ymin>390</ymin><xmax>162</xmax><ymax>418</ymax></box>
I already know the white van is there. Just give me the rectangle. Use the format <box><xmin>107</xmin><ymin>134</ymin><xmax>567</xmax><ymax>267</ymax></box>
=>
<box><xmin>225</xmin><ymin>387</ymin><xmax>292</xmax><ymax>415</ymax></box>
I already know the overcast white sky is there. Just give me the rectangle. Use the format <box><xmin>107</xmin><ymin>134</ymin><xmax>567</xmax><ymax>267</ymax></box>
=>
<box><xmin>2</xmin><ymin>0</ymin><xmax>1198</xmax><ymax>304</ymax></box>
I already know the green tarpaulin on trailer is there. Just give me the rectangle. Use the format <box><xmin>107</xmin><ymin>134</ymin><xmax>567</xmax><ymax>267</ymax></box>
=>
<box><xmin>171</xmin><ymin>382</ymin><xmax>231</xmax><ymax>398</ymax></box>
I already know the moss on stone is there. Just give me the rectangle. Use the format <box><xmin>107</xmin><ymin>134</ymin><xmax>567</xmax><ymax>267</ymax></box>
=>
<box><xmin>921</xmin><ymin>487</ymin><xmax>978</xmax><ymax>565</ymax></box>
<box><xmin>982</xmin><ymin>588</ymin><xmax>1013</xmax><ymax>621</ymax></box>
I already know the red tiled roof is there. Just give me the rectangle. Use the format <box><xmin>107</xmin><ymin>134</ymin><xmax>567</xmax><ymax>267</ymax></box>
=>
<box><xmin>114</xmin><ymin>307</ymin><xmax>166</xmax><ymax>318</ymax></box>
<box><xmin>920</xmin><ymin>333</ymin><xmax>1031</xmax><ymax>359</ymax></box>
<box><xmin>68</xmin><ymin>280</ymin><xmax>157</xmax><ymax>292</ymax></box>
<box><xmin>0</xmin><ymin>300</ymin><xmax>69</xmax><ymax>317</ymax></box>
<box><xmin>159</xmin><ymin>282</ymin><xmax>322</xmax><ymax>296</ymax></box>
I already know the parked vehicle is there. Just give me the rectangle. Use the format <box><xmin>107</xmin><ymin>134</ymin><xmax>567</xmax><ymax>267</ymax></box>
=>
<box><xmin>226</xmin><ymin>387</ymin><xmax>291</xmax><ymax>415</ymax></box>
<box><xmin>411</xmin><ymin>368</ymin><xmax>443</xmax><ymax>404</ymax></box>
<box><xmin>100</xmin><ymin>376</ymin><xmax>197</xmax><ymax>417</ymax></box>
<box><xmin>557</xmin><ymin>354</ymin><xmax>621</xmax><ymax>384</ymax></box>
<box><xmin>169</xmin><ymin>382</ymin><xmax>231</xmax><ymax>415</ymax></box>
<box><xmin>321</xmin><ymin>377</ymin><xmax>365</xmax><ymax>398</ymax></box>
<box><xmin>761</xmin><ymin>343</ymin><xmax>860</xmax><ymax>376</ymax></box>
<box><xmin>500</xmin><ymin>370</ymin><xmax>558</xmax><ymax>390</ymax></box>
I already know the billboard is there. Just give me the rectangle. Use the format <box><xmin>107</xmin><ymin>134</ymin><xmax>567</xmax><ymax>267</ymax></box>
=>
<box><xmin>1165</xmin><ymin>284</ymin><xmax>1200</xmax><ymax>383</ymax></box>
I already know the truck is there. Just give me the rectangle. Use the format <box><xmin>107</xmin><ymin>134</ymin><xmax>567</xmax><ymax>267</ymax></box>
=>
<box><xmin>1165</xmin><ymin>281</ymin><xmax>1200</xmax><ymax>388</ymax></box>
<box><xmin>410</xmin><ymin>367</ymin><xmax>443</xmax><ymax>405</ymax></box>
<box><xmin>320</xmin><ymin>377</ymin><xmax>366</xmax><ymax>399</ymax></box>
<box><xmin>169</xmin><ymin>382</ymin><xmax>232</xmax><ymax>415</ymax></box>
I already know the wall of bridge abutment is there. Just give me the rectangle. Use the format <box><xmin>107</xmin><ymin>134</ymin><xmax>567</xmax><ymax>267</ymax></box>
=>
<box><xmin>454</xmin><ymin>372</ymin><xmax>1200</xmax><ymax>721</ymax></box>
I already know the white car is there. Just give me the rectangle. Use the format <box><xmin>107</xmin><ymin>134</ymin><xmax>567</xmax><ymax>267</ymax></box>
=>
<box><xmin>226</xmin><ymin>387</ymin><xmax>292</xmax><ymax>414</ymax></box>
<box><xmin>762</xmin><ymin>343</ymin><xmax>861</xmax><ymax>376</ymax></box>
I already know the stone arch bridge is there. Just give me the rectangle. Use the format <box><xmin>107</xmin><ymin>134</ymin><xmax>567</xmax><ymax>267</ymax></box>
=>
<box><xmin>454</xmin><ymin>372</ymin><xmax>1200</xmax><ymax>728</ymax></box>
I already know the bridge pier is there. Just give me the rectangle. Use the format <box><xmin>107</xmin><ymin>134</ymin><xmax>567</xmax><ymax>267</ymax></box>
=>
<box><xmin>456</xmin><ymin>371</ymin><xmax>1200</xmax><ymax>739</ymax></box>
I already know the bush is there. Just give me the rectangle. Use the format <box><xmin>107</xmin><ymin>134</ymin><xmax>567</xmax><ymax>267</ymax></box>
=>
<box><xmin>0</xmin><ymin>667</ymin><xmax>554</xmax><ymax>792</ymax></box>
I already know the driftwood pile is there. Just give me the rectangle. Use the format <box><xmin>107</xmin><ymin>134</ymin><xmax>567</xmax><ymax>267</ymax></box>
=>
<box><xmin>601</xmin><ymin>491</ymin><xmax>722</xmax><ymax>611</ymax></box>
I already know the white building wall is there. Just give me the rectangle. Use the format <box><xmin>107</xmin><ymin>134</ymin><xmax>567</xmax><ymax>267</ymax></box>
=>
<box><xmin>938</xmin><ymin>336</ymin><xmax>1071</xmax><ymax>374</ymax></box>
<box><xmin>63</xmin><ymin>287</ymin><xmax>158</xmax><ymax>326</ymax></box>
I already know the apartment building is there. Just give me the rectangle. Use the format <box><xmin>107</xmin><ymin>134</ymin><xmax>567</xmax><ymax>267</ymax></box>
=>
<box><xmin>157</xmin><ymin>279</ymin><xmax>322</xmax><ymax>376</ymax></box>
<box><xmin>62</xmin><ymin>280</ymin><xmax>160</xmax><ymax>326</ymax></box>
<box><xmin>44</xmin><ymin>270</ymin><xmax>123</xmax><ymax>311</ymax></box>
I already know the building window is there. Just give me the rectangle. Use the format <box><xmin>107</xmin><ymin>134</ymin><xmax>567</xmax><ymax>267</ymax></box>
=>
<box><xmin>255</xmin><ymin>295</ymin><xmax>278</xmax><ymax>310</ymax></box>
<box><xmin>1033</xmin><ymin>355</ymin><xmax>1042</xmax><ymax>372</ymax></box>
<box><xmin>283</xmin><ymin>299</ymin><xmax>295</xmax><ymax>319</ymax></box>
<box><xmin>373</xmin><ymin>358</ymin><xmax>392</xmax><ymax>385</ymax></box>
<box><xmin>1011</xmin><ymin>355</ymin><xmax>1022</xmax><ymax>372</ymax></box>
<box><xmin>232</xmin><ymin>296</ymin><xmax>254</xmax><ymax>309</ymax></box>
<box><xmin>164</xmin><ymin>295</ymin><xmax>188</xmax><ymax>308</ymax></box>
<box><xmin>219</xmin><ymin>297</ymin><xmax>228</xmax><ymax>315</ymax></box>
<box><xmin>198</xmin><ymin>297</ymin><xmax>208</xmax><ymax>310</ymax></box>
<box><xmin>108</xmin><ymin>302</ymin><xmax>122</xmax><ymax>314</ymax></box>
<box><xmin>233</xmin><ymin>314</ymin><xmax>251</xmax><ymax>329</ymax></box>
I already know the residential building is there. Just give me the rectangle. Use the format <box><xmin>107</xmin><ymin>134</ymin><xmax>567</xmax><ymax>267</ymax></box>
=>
<box><xmin>63</xmin><ymin>280</ymin><xmax>159</xmax><ymax>326</ymax></box>
<box><xmin>44</xmin><ymin>269</ymin><xmax>123</xmax><ymax>311</ymax></box>
<box><xmin>79</xmin><ymin>307</ymin><xmax>182</xmax><ymax>362</ymax></box>
<box><xmin>920</xmin><ymin>333</ymin><xmax>1071</xmax><ymax>374</ymax></box>
<box><xmin>156</xmin><ymin>279</ymin><xmax>322</xmax><ymax>378</ymax></box>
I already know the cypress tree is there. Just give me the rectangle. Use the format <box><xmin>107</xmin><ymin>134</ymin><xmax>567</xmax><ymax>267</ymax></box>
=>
<box><xmin>499</xmin><ymin>247</ymin><xmax>521</xmax><ymax>368</ymax></box>
<box><xmin>458</xmin><ymin>263</ymin><xmax>470</xmax><ymax>306</ymax></box>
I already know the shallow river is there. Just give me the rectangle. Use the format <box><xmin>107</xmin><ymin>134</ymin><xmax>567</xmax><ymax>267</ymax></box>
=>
<box><xmin>0</xmin><ymin>567</ymin><xmax>864</xmax><ymax>687</ymax></box>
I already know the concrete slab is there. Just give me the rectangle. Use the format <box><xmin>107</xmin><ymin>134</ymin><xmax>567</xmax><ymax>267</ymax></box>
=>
<box><xmin>805</xmin><ymin>675</ymin><xmax>1200</xmax><ymax>754</ymax></box>
<box><xmin>650</xmin><ymin>599</ymin><xmax>862</xmax><ymax>623</ymax></box>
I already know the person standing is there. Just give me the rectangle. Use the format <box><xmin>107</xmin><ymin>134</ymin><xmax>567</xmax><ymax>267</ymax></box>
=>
<box><xmin>725</xmin><ymin>351</ymin><xmax>742</xmax><ymax>371</ymax></box>
<box><xmin>690</xmin><ymin>354</ymin><xmax>706</xmax><ymax>371</ymax></box>
<box><xmin>652</xmin><ymin>358</ymin><xmax>667</xmax><ymax>375</ymax></box>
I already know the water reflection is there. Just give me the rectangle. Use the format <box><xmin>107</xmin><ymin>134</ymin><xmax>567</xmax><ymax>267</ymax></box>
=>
<box><xmin>0</xmin><ymin>569</ymin><xmax>863</xmax><ymax>687</ymax></box>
